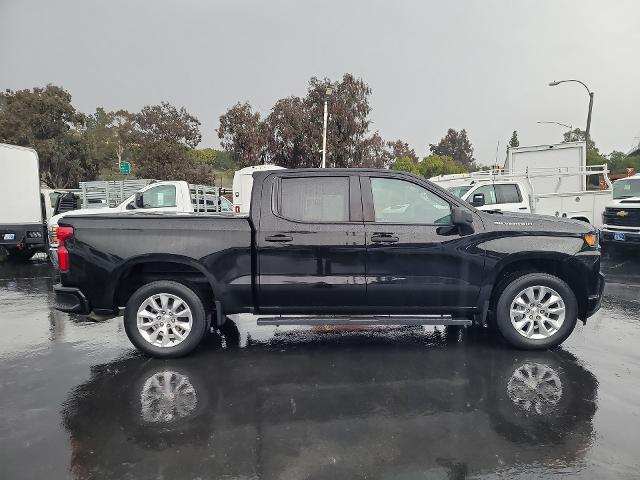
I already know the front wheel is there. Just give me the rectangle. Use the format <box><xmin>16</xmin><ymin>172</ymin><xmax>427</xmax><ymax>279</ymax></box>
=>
<box><xmin>124</xmin><ymin>281</ymin><xmax>207</xmax><ymax>358</ymax></box>
<box><xmin>495</xmin><ymin>273</ymin><xmax>578</xmax><ymax>350</ymax></box>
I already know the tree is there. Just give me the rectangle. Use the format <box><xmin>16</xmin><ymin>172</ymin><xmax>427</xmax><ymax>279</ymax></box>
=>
<box><xmin>84</xmin><ymin>108</ymin><xmax>136</xmax><ymax>175</ymax></box>
<box><xmin>562</xmin><ymin>128</ymin><xmax>606</xmax><ymax>166</ymax></box>
<box><xmin>384</xmin><ymin>139</ymin><xmax>418</xmax><ymax>167</ymax></box>
<box><xmin>304</xmin><ymin>74</ymin><xmax>374</xmax><ymax>168</ymax></box>
<box><xmin>219</xmin><ymin>74</ymin><xmax>403</xmax><ymax>169</ymax></box>
<box><xmin>0</xmin><ymin>85</ymin><xmax>94</xmax><ymax>188</ymax></box>
<box><xmin>264</xmin><ymin>96</ymin><xmax>315</xmax><ymax>168</ymax></box>
<box><xmin>508</xmin><ymin>130</ymin><xmax>519</xmax><ymax>148</ymax></box>
<box><xmin>190</xmin><ymin>148</ymin><xmax>237</xmax><ymax>171</ymax></box>
<box><xmin>217</xmin><ymin>102</ymin><xmax>267</xmax><ymax>167</ymax></box>
<box><xmin>429</xmin><ymin>128</ymin><xmax>476</xmax><ymax>170</ymax></box>
<box><xmin>132</xmin><ymin>102</ymin><xmax>203</xmax><ymax>180</ymax></box>
<box><xmin>418</xmin><ymin>154</ymin><xmax>466</xmax><ymax>178</ymax></box>
<box><xmin>390</xmin><ymin>156</ymin><xmax>420</xmax><ymax>175</ymax></box>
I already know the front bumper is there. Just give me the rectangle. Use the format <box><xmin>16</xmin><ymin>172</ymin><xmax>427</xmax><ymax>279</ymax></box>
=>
<box><xmin>585</xmin><ymin>272</ymin><xmax>605</xmax><ymax>318</ymax></box>
<box><xmin>54</xmin><ymin>284</ymin><xmax>90</xmax><ymax>314</ymax></box>
<box><xmin>601</xmin><ymin>228</ymin><xmax>640</xmax><ymax>246</ymax></box>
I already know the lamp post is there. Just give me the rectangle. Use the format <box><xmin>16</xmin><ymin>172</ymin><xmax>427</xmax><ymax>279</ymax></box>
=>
<box><xmin>548</xmin><ymin>79</ymin><xmax>594</xmax><ymax>148</ymax></box>
<box><xmin>536</xmin><ymin>121</ymin><xmax>574</xmax><ymax>141</ymax></box>
<box><xmin>321</xmin><ymin>87</ymin><xmax>333</xmax><ymax>168</ymax></box>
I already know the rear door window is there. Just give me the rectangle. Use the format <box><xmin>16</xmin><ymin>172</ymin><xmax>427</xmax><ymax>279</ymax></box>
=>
<box><xmin>496</xmin><ymin>184</ymin><xmax>522</xmax><ymax>204</ymax></box>
<box><xmin>279</xmin><ymin>177</ymin><xmax>350</xmax><ymax>222</ymax></box>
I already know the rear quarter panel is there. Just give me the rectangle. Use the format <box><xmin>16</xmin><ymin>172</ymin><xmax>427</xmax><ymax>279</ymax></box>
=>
<box><xmin>60</xmin><ymin>214</ymin><xmax>253</xmax><ymax>312</ymax></box>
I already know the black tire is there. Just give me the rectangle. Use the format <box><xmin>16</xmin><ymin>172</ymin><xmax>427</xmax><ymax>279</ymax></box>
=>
<box><xmin>495</xmin><ymin>273</ymin><xmax>578</xmax><ymax>350</ymax></box>
<box><xmin>124</xmin><ymin>281</ymin><xmax>207</xmax><ymax>358</ymax></box>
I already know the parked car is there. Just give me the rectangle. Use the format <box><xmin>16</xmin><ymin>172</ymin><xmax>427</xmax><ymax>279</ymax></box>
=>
<box><xmin>53</xmin><ymin>168</ymin><xmax>604</xmax><ymax>357</ymax></box>
<box><xmin>600</xmin><ymin>174</ymin><xmax>640</xmax><ymax>253</ymax></box>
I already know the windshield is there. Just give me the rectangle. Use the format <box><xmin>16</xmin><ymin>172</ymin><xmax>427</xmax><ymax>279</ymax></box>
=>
<box><xmin>447</xmin><ymin>185</ymin><xmax>472</xmax><ymax>199</ymax></box>
<box><xmin>613</xmin><ymin>178</ymin><xmax>640</xmax><ymax>199</ymax></box>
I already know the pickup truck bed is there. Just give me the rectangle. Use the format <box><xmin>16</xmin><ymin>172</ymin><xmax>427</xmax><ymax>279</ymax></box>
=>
<box><xmin>54</xmin><ymin>168</ymin><xmax>604</xmax><ymax>358</ymax></box>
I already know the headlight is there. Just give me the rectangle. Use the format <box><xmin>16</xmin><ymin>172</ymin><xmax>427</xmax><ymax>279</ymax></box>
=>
<box><xmin>583</xmin><ymin>232</ymin><xmax>599</xmax><ymax>247</ymax></box>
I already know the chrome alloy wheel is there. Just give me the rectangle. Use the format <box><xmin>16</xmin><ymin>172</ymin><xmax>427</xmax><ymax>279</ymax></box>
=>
<box><xmin>509</xmin><ymin>286</ymin><xmax>566</xmax><ymax>339</ymax></box>
<box><xmin>137</xmin><ymin>293</ymin><xmax>193</xmax><ymax>348</ymax></box>
<box><xmin>507</xmin><ymin>362</ymin><xmax>563</xmax><ymax>415</ymax></box>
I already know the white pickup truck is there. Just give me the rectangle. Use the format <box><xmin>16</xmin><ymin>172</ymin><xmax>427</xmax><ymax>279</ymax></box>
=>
<box><xmin>600</xmin><ymin>174</ymin><xmax>640</xmax><ymax>252</ymax></box>
<box><xmin>48</xmin><ymin>180</ymin><xmax>232</xmax><ymax>264</ymax></box>
<box><xmin>432</xmin><ymin>142</ymin><xmax>612</xmax><ymax>228</ymax></box>
<box><xmin>437</xmin><ymin>166</ymin><xmax>612</xmax><ymax>228</ymax></box>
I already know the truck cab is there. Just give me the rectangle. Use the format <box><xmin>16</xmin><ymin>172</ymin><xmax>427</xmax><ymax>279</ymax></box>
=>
<box><xmin>601</xmin><ymin>174</ymin><xmax>640</xmax><ymax>251</ymax></box>
<box><xmin>447</xmin><ymin>181</ymin><xmax>530</xmax><ymax>213</ymax></box>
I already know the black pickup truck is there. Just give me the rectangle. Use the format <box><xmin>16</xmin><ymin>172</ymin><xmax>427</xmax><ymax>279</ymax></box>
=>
<box><xmin>54</xmin><ymin>169</ymin><xmax>604</xmax><ymax>357</ymax></box>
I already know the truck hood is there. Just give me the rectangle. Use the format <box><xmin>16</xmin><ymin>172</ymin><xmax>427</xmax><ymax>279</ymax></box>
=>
<box><xmin>49</xmin><ymin>207</ymin><xmax>119</xmax><ymax>226</ymax></box>
<box><xmin>608</xmin><ymin>197</ymin><xmax>640</xmax><ymax>208</ymax></box>
<box><xmin>478</xmin><ymin>210</ymin><xmax>593</xmax><ymax>234</ymax></box>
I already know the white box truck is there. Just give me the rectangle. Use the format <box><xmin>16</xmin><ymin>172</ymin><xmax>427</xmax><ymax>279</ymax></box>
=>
<box><xmin>0</xmin><ymin>143</ymin><xmax>47</xmax><ymax>260</ymax></box>
<box><xmin>431</xmin><ymin>142</ymin><xmax>612</xmax><ymax>227</ymax></box>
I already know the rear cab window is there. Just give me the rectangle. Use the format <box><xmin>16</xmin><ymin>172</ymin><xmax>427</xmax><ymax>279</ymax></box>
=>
<box><xmin>277</xmin><ymin>177</ymin><xmax>350</xmax><ymax>222</ymax></box>
<box><xmin>495</xmin><ymin>184</ymin><xmax>522</xmax><ymax>203</ymax></box>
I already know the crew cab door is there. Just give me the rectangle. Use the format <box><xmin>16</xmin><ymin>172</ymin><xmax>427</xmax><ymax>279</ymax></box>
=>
<box><xmin>362</xmin><ymin>174</ymin><xmax>484</xmax><ymax>311</ymax></box>
<box><xmin>256</xmin><ymin>173</ymin><xmax>366</xmax><ymax>311</ymax></box>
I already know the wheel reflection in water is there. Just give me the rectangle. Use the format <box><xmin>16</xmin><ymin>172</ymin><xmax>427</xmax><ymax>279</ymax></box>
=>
<box><xmin>140</xmin><ymin>371</ymin><xmax>198</xmax><ymax>424</ymax></box>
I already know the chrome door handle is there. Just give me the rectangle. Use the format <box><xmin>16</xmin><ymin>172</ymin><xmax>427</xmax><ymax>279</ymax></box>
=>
<box><xmin>371</xmin><ymin>234</ymin><xmax>399</xmax><ymax>243</ymax></box>
<box><xmin>265</xmin><ymin>234</ymin><xmax>293</xmax><ymax>242</ymax></box>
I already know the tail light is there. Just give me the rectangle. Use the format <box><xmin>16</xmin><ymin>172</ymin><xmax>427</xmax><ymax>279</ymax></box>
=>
<box><xmin>57</xmin><ymin>226</ymin><xmax>74</xmax><ymax>272</ymax></box>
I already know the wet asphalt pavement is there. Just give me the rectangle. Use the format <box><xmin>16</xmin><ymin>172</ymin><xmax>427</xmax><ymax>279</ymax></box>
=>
<box><xmin>1</xmin><ymin>256</ymin><xmax>640</xmax><ymax>479</ymax></box>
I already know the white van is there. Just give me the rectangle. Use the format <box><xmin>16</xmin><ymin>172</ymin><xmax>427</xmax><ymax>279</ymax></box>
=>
<box><xmin>0</xmin><ymin>143</ymin><xmax>47</xmax><ymax>260</ymax></box>
<box><xmin>232</xmin><ymin>165</ymin><xmax>285</xmax><ymax>214</ymax></box>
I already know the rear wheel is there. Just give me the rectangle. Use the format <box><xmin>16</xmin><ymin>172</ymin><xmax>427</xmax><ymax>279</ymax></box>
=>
<box><xmin>124</xmin><ymin>281</ymin><xmax>207</xmax><ymax>358</ymax></box>
<box><xmin>495</xmin><ymin>273</ymin><xmax>578</xmax><ymax>350</ymax></box>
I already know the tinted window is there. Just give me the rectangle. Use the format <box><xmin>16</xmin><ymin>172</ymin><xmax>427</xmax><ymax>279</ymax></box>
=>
<box><xmin>280</xmin><ymin>177</ymin><xmax>349</xmax><ymax>222</ymax></box>
<box><xmin>141</xmin><ymin>185</ymin><xmax>177</xmax><ymax>208</ymax></box>
<box><xmin>371</xmin><ymin>177</ymin><xmax>451</xmax><ymax>224</ymax></box>
<box><xmin>496</xmin><ymin>184</ymin><xmax>522</xmax><ymax>204</ymax></box>
<box><xmin>472</xmin><ymin>185</ymin><xmax>497</xmax><ymax>205</ymax></box>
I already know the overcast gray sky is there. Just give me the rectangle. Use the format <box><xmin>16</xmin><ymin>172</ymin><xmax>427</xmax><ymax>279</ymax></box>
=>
<box><xmin>2</xmin><ymin>0</ymin><xmax>639</xmax><ymax>165</ymax></box>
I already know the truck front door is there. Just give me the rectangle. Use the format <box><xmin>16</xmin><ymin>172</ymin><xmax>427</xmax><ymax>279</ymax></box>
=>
<box><xmin>362</xmin><ymin>174</ymin><xmax>484</xmax><ymax>311</ymax></box>
<box><xmin>256</xmin><ymin>173</ymin><xmax>366</xmax><ymax>312</ymax></box>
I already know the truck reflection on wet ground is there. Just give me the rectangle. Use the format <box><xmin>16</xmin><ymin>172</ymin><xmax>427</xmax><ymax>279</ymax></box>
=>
<box><xmin>1</xmin><ymin>258</ymin><xmax>640</xmax><ymax>479</ymax></box>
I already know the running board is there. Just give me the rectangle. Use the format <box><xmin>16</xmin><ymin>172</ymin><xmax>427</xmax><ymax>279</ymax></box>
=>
<box><xmin>256</xmin><ymin>315</ymin><xmax>472</xmax><ymax>327</ymax></box>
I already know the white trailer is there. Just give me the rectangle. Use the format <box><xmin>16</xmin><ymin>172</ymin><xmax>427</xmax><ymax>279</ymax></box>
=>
<box><xmin>0</xmin><ymin>143</ymin><xmax>47</xmax><ymax>259</ymax></box>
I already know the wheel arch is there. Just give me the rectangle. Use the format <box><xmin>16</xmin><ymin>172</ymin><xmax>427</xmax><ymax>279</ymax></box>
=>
<box><xmin>481</xmin><ymin>254</ymin><xmax>589</xmax><ymax>324</ymax></box>
<box><xmin>110</xmin><ymin>254</ymin><xmax>219</xmax><ymax>310</ymax></box>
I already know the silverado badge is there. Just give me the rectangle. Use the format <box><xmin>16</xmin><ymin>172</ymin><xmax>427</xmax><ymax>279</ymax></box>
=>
<box><xmin>616</xmin><ymin>210</ymin><xmax>629</xmax><ymax>217</ymax></box>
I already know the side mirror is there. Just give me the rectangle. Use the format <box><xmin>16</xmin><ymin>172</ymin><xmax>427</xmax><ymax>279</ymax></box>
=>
<box><xmin>451</xmin><ymin>206</ymin><xmax>474</xmax><ymax>234</ymax></box>
<box><xmin>135</xmin><ymin>192</ymin><xmax>144</xmax><ymax>209</ymax></box>
<box><xmin>471</xmin><ymin>193</ymin><xmax>485</xmax><ymax>207</ymax></box>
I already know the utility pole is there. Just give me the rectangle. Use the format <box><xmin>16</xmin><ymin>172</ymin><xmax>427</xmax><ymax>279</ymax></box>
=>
<box><xmin>548</xmin><ymin>79</ymin><xmax>594</xmax><ymax>148</ymax></box>
<box><xmin>321</xmin><ymin>87</ymin><xmax>332</xmax><ymax>168</ymax></box>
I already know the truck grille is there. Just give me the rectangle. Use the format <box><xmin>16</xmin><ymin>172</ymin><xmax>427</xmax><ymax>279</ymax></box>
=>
<box><xmin>604</xmin><ymin>207</ymin><xmax>640</xmax><ymax>227</ymax></box>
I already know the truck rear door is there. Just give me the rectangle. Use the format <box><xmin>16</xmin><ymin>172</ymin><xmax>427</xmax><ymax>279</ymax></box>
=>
<box><xmin>256</xmin><ymin>173</ymin><xmax>366</xmax><ymax>311</ymax></box>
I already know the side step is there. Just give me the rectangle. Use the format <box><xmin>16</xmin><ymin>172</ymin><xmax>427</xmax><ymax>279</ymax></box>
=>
<box><xmin>256</xmin><ymin>315</ymin><xmax>472</xmax><ymax>327</ymax></box>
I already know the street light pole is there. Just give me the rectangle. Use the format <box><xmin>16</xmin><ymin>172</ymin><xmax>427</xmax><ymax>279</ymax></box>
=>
<box><xmin>548</xmin><ymin>79</ymin><xmax>594</xmax><ymax>147</ymax></box>
<box><xmin>536</xmin><ymin>121</ymin><xmax>573</xmax><ymax>141</ymax></box>
<box><xmin>321</xmin><ymin>87</ymin><xmax>332</xmax><ymax>168</ymax></box>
